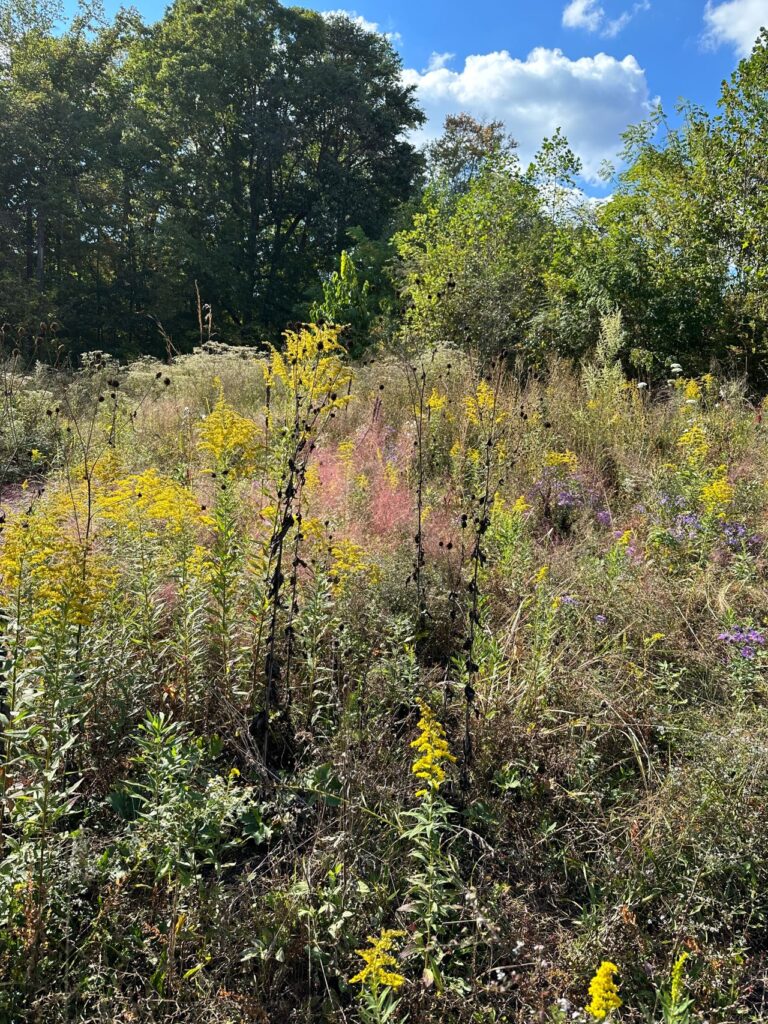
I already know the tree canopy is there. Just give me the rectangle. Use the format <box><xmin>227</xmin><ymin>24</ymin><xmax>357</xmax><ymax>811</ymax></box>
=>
<box><xmin>0</xmin><ymin>0</ymin><xmax>423</xmax><ymax>354</ymax></box>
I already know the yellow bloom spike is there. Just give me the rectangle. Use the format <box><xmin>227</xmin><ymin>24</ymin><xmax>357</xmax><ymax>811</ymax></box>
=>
<box><xmin>329</xmin><ymin>538</ymin><xmax>378</xmax><ymax>595</ymax></box>
<box><xmin>198</xmin><ymin>391</ymin><xmax>261</xmax><ymax>478</ymax></box>
<box><xmin>410</xmin><ymin>701</ymin><xmax>457</xmax><ymax>796</ymax></box>
<box><xmin>586</xmin><ymin>961</ymin><xmax>622</xmax><ymax>1021</ymax></box>
<box><xmin>700</xmin><ymin>467</ymin><xmax>733</xmax><ymax>520</ymax></box>
<box><xmin>349</xmin><ymin>929</ymin><xmax>406</xmax><ymax>991</ymax></box>
<box><xmin>676</xmin><ymin>421</ymin><xmax>709</xmax><ymax>463</ymax></box>
<box><xmin>543</xmin><ymin>449</ymin><xmax>578</xmax><ymax>470</ymax></box>
<box><xmin>670</xmin><ymin>951</ymin><xmax>690</xmax><ymax>1006</ymax></box>
<box><xmin>270</xmin><ymin>323</ymin><xmax>352</xmax><ymax>415</ymax></box>
<box><xmin>464</xmin><ymin>379</ymin><xmax>505</xmax><ymax>426</ymax></box>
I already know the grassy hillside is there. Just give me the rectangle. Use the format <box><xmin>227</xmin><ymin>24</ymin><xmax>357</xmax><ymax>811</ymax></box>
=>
<box><xmin>2</xmin><ymin>322</ymin><xmax>768</xmax><ymax>1022</ymax></box>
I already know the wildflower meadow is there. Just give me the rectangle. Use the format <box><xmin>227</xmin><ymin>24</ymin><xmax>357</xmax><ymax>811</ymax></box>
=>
<box><xmin>2</xmin><ymin>316</ymin><xmax>768</xmax><ymax>1022</ymax></box>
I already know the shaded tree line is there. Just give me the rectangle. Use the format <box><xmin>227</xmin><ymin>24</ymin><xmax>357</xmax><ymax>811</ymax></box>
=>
<box><xmin>0</xmin><ymin>0</ymin><xmax>423</xmax><ymax>355</ymax></box>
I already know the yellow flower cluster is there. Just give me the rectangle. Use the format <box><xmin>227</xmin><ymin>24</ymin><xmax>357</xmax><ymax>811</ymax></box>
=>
<box><xmin>684</xmin><ymin>378</ymin><xmax>701</xmax><ymax>401</ymax></box>
<box><xmin>338</xmin><ymin>440</ymin><xmax>356</xmax><ymax>466</ymax></box>
<box><xmin>329</xmin><ymin>539</ymin><xmax>378</xmax><ymax>595</ymax></box>
<box><xmin>465</xmin><ymin>379</ymin><xmax>503</xmax><ymax>425</ymax></box>
<box><xmin>410</xmin><ymin>700</ymin><xmax>457</xmax><ymax>796</ymax></box>
<box><xmin>491</xmin><ymin>493</ymin><xmax>530</xmax><ymax>522</ymax></box>
<box><xmin>0</xmin><ymin>489</ymin><xmax>111</xmax><ymax>630</ymax></box>
<box><xmin>427</xmin><ymin>387</ymin><xmax>447</xmax><ymax>413</ymax></box>
<box><xmin>267</xmin><ymin>324</ymin><xmax>352</xmax><ymax>414</ymax></box>
<box><xmin>676</xmin><ymin>422</ymin><xmax>709</xmax><ymax>464</ymax></box>
<box><xmin>543</xmin><ymin>449</ymin><xmax>578</xmax><ymax>471</ymax></box>
<box><xmin>700</xmin><ymin>467</ymin><xmax>733</xmax><ymax>519</ymax></box>
<box><xmin>384</xmin><ymin>461</ymin><xmax>399</xmax><ymax>488</ymax></box>
<box><xmin>349</xmin><ymin>929</ymin><xmax>406</xmax><ymax>990</ymax></box>
<box><xmin>198</xmin><ymin>385</ymin><xmax>261</xmax><ymax>477</ymax></box>
<box><xmin>586</xmin><ymin>961</ymin><xmax>622</xmax><ymax>1021</ymax></box>
<box><xmin>97</xmin><ymin>469</ymin><xmax>204</xmax><ymax>537</ymax></box>
<box><xmin>670</xmin><ymin>951</ymin><xmax>690</xmax><ymax>1006</ymax></box>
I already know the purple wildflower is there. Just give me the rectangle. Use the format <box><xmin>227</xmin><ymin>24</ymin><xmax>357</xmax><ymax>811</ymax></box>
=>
<box><xmin>719</xmin><ymin>626</ymin><xmax>766</xmax><ymax>660</ymax></box>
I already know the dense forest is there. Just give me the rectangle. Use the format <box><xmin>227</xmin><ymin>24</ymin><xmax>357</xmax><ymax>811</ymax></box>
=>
<box><xmin>3</xmin><ymin>3</ymin><xmax>768</xmax><ymax>1023</ymax></box>
<box><xmin>1</xmin><ymin>1</ymin><xmax>767</xmax><ymax>373</ymax></box>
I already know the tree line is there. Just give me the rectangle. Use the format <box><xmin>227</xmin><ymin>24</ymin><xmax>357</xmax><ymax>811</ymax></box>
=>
<box><xmin>0</xmin><ymin>0</ymin><xmax>423</xmax><ymax>354</ymax></box>
<box><xmin>1</xmin><ymin>0</ymin><xmax>767</xmax><ymax>378</ymax></box>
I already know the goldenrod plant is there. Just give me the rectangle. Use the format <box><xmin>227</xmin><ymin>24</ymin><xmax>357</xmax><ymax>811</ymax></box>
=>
<box><xmin>586</xmin><ymin>961</ymin><xmax>623</xmax><ymax>1020</ymax></box>
<box><xmin>350</xmin><ymin>929</ymin><xmax>407</xmax><ymax>1024</ymax></box>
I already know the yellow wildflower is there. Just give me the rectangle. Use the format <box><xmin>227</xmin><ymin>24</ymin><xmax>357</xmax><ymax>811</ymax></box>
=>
<box><xmin>410</xmin><ymin>701</ymin><xmax>457</xmax><ymax>796</ymax></box>
<box><xmin>670</xmin><ymin>951</ymin><xmax>689</xmax><ymax>1006</ymax></box>
<box><xmin>0</xmin><ymin>487</ymin><xmax>112</xmax><ymax>629</ymax></box>
<box><xmin>586</xmin><ymin>961</ymin><xmax>622</xmax><ymax>1021</ymax></box>
<box><xmin>543</xmin><ymin>450</ymin><xmax>578</xmax><ymax>471</ymax></box>
<box><xmin>354</xmin><ymin>472</ymin><xmax>370</xmax><ymax>494</ymax></box>
<box><xmin>349</xmin><ymin>930</ymin><xmax>406</xmax><ymax>991</ymax></box>
<box><xmin>427</xmin><ymin>387</ymin><xmax>447</xmax><ymax>413</ymax></box>
<box><xmin>644</xmin><ymin>632</ymin><xmax>665</xmax><ymax>647</ymax></box>
<box><xmin>676</xmin><ymin>422</ymin><xmax>709</xmax><ymax>463</ymax></box>
<box><xmin>304</xmin><ymin>463</ymin><xmax>321</xmax><ymax>495</ymax></box>
<box><xmin>198</xmin><ymin>384</ymin><xmax>261</xmax><ymax>477</ymax></box>
<box><xmin>270</xmin><ymin>324</ymin><xmax>352</xmax><ymax>414</ymax></box>
<box><xmin>384</xmin><ymin>461</ymin><xmax>399</xmax><ymax>487</ymax></box>
<box><xmin>338</xmin><ymin>440</ymin><xmax>356</xmax><ymax>466</ymax></box>
<box><xmin>96</xmin><ymin>469</ymin><xmax>203</xmax><ymax>537</ymax></box>
<box><xmin>465</xmin><ymin>379</ymin><xmax>505</xmax><ymax>426</ymax></box>
<box><xmin>329</xmin><ymin>539</ymin><xmax>378</xmax><ymax>595</ymax></box>
<box><xmin>684</xmin><ymin>378</ymin><xmax>701</xmax><ymax>401</ymax></box>
<box><xmin>700</xmin><ymin>467</ymin><xmax>733</xmax><ymax>519</ymax></box>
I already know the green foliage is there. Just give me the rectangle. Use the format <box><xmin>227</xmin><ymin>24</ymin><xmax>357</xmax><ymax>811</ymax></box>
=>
<box><xmin>396</xmin><ymin>156</ymin><xmax>547</xmax><ymax>360</ymax></box>
<box><xmin>0</xmin><ymin>0</ymin><xmax>423</xmax><ymax>354</ymax></box>
<box><xmin>311</xmin><ymin>250</ymin><xmax>374</xmax><ymax>355</ymax></box>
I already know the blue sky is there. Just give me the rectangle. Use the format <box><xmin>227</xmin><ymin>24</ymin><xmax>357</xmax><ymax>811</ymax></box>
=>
<box><xmin>84</xmin><ymin>0</ymin><xmax>767</xmax><ymax>187</ymax></box>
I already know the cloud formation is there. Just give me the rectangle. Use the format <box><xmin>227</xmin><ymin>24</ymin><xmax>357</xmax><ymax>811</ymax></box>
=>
<box><xmin>402</xmin><ymin>47</ymin><xmax>651</xmax><ymax>180</ymax></box>
<box><xmin>703</xmin><ymin>0</ymin><xmax>766</xmax><ymax>56</ymax></box>
<box><xmin>562</xmin><ymin>0</ymin><xmax>650</xmax><ymax>38</ymax></box>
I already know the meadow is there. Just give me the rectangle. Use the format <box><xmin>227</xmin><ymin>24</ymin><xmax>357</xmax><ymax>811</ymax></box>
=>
<box><xmin>2</xmin><ymin>316</ymin><xmax>768</xmax><ymax>1022</ymax></box>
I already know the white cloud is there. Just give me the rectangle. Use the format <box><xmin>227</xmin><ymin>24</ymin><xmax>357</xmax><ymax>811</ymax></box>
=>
<box><xmin>321</xmin><ymin>9</ymin><xmax>402</xmax><ymax>45</ymax></box>
<box><xmin>703</xmin><ymin>0</ymin><xmax>766</xmax><ymax>56</ymax></box>
<box><xmin>563</xmin><ymin>0</ymin><xmax>605</xmax><ymax>31</ymax></box>
<box><xmin>562</xmin><ymin>0</ymin><xmax>650</xmax><ymax>37</ymax></box>
<box><xmin>425</xmin><ymin>51</ymin><xmax>455</xmax><ymax>72</ymax></box>
<box><xmin>402</xmin><ymin>47</ymin><xmax>652</xmax><ymax>181</ymax></box>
